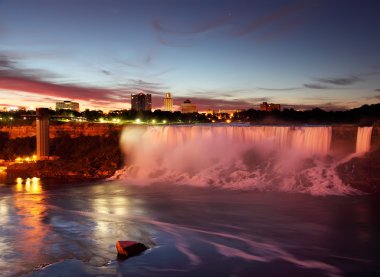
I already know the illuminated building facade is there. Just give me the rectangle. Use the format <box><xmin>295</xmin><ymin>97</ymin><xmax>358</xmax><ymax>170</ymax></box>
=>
<box><xmin>36</xmin><ymin>108</ymin><xmax>50</xmax><ymax>159</ymax></box>
<box><xmin>164</xmin><ymin>92</ymin><xmax>173</xmax><ymax>112</ymax></box>
<box><xmin>181</xmin><ymin>99</ymin><xmax>198</xmax><ymax>114</ymax></box>
<box><xmin>131</xmin><ymin>93</ymin><xmax>152</xmax><ymax>111</ymax></box>
<box><xmin>56</xmin><ymin>101</ymin><xmax>80</xmax><ymax>112</ymax></box>
<box><xmin>260</xmin><ymin>102</ymin><xmax>281</xmax><ymax>111</ymax></box>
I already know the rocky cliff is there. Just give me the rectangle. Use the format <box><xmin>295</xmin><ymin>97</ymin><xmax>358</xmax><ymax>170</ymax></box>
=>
<box><xmin>0</xmin><ymin>122</ymin><xmax>123</xmax><ymax>139</ymax></box>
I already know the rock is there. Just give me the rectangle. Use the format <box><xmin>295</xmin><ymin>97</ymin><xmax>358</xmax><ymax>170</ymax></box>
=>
<box><xmin>116</xmin><ymin>241</ymin><xmax>148</xmax><ymax>257</ymax></box>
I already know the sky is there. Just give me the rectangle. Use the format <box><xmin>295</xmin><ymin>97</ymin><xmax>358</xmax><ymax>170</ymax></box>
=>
<box><xmin>0</xmin><ymin>0</ymin><xmax>380</xmax><ymax>111</ymax></box>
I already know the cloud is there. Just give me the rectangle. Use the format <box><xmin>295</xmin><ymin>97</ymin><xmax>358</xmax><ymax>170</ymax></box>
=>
<box><xmin>100</xmin><ymin>69</ymin><xmax>111</xmax><ymax>75</ymax></box>
<box><xmin>258</xmin><ymin>87</ymin><xmax>300</xmax><ymax>91</ymax></box>
<box><xmin>125</xmin><ymin>79</ymin><xmax>166</xmax><ymax>91</ymax></box>
<box><xmin>234</xmin><ymin>0</ymin><xmax>315</xmax><ymax>37</ymax></box>
<box><xmin>304</xmin><ymin>83</ymin><xmax>329</xmax><ymax>89</ymax></box>
<box><xmin>0</xmin><ymin>53</ymin><xmax>131</xmax><ymax>107</ymax></box>
<box><xmin>317</xmin><ymin>75</ymin><xmax>361</xmax><ymax>86</ymax></box>
<box><xmin>375</xmin><ymin>89</ymin><xmax>380</xmax><ymax>92</ymax></box>
<box><xmin>152</xmin><ymin>14</ymin><xmax>232</xmax><ymax>35</ymax></box>
<box><xmin>251</xmin><ymin>97</ymin><xmax>271</xmax><ymax>102</ymax></box>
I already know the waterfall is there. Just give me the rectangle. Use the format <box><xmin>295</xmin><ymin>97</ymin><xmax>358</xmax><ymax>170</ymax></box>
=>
<box><xmin>356</xmin><ymin>127</ymin><xmax>373</xmax><ymax>154</ymax></box>
<box><xmin>116</xmin><ymin>125</ymin><xmax>355</xmax><ymax>195</ymax></box>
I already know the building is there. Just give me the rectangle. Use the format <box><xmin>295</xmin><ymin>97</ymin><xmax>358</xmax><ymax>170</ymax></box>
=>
<box><xmin>131</xmin><ymin>93</ymin><xmax>152</xmax><ymax>111</ymax></box>
<box><xmin>260</xmin><ymin>102</ymin><xmax>281</xmax><ymax>111</ymax></box>
<box><xmin>163</xmin><ymin>92</ymin><xmax>173</xmax><ymax>112</ymax></box>
<box><xmin>56</xmin><ymin>101</ymin><xmax>80</xmax><ymax>112</ymax></box>
<box><xmin>181</xmin><ymin>99</ymin><xmax>198</xmax><ymax>114</ymax></box>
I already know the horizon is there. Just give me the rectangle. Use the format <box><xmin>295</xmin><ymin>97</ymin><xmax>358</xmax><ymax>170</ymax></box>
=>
<box><xmin>1</xmin><ymin>0</ymin><xmax>380</xmax><ymax>111</ymax></box>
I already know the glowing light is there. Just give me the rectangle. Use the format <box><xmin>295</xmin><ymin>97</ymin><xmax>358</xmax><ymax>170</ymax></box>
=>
<box><xmin>99</xmin><ymin>118</ymin><xmax>105</xmax><ymax>123</ymax></box>
<box><xmin>151</xmin><ymin>119</ymin><xmax>156</xmax><ymax>124</ymax></box>
<box><xmin>32</xmin><ymin>155</ymin><xmax>37</xmax><ymax>161</ymax></box>
<box><xmin>163</xmin><ymin>120</ymin><xmax>167</xmax><ymax>124</ymax></box>
<box><xmin>24</xmin><ymin>157</ymin><xmax>30</xmax><ymax>162</ymax></box>
<box><xmin>212</xmin><ymin>120</ymin><xmax>216</xmax><ymax>123</ymax></box>
<box><xmin>135</xmin><ymin>118</ymin><xmax>141</xmax><ymax>124</ymax></box>
<box><xmin>226</xmin><ymin>119</ymin><xmax>231</xmax><ymax>123</ymax></box>
<box><xmin>25</xmin><ymin>178</ymin><xmax>31</xmax><ymax>191</ymax></box>
<box><xmin>15</xmin><ymin>157</ymin><xmax>22</xmax><ymax>163</ymax></box>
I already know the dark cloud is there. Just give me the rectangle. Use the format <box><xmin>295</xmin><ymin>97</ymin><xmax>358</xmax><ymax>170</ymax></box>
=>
<box><xmin>100</xmin><ymin>69</ymin><xmax>111</xmax><ymax>75</ymax></box>
<box><xmin>304</xmin><ymin>83</ymin><xmax>329</xmax><ymax>89</ymax></box>
<box><xmin>375</xmin><ymin>89</ymin><xmax>380</xmax><ymax>92</ymax></box>
<box><xmin>234</xmin><ymin>0</ymin><xmax>316</xmax><ymax>37</ymax></box>
<box><xmin>258</xmin><ymin>87</ymin><xmax>300</xmax><ymax>91</ymax></box>
<box><xmin>126</xmin><ymin>79</ymin><xmax>166</xmax><ymax>91</ymax></box>
<box><xmin>157</xmin><ymin>36</ymin><xmax>193</xmax><ymax>48</ymax></box>
<box><xmin>152</xmin><ymin>14</ymin><xmax>232</xmax><ymax>35</ymax></box>
<box><xmin>255</xmin><ymin>16</ymin><xmax>305</xmax><ymax>42</ymax></box>
<box><xmin>252</xmin><ymin>97</ymin><xmax>270</xmax><ymax>102</ymax></box>
<box><xmin>317</xmin><ymin>75</ymin><xmax>361</xmax><ymax>86</ymax></box>
<box><xmin>152</xmin><ymin>0</ymin><xmax>321</xmax><ymax>47</ymax></box>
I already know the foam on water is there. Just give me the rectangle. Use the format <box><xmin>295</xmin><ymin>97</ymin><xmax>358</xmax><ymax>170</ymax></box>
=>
<box><xmin>115</xmin><ymin>125</ymin><xmax>358</xmax><ymax>195</ymax></box>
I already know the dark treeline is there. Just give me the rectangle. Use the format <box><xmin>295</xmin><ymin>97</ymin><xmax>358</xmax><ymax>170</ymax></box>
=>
<box><xmin>1</xmin><ymin>103</ymin><xmax>380</xmax><ymax>125</ymax></box>
<box><xmin>235</xmin><ymin>104</ymin><xmax>380</xmax><ymax>125</ymax></box>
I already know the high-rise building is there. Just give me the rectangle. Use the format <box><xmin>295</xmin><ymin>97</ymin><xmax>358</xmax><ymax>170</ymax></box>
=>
<box><xmin>56</xmin><ymin>101</ymin><xmax>80</xmax><ymax>112</ymax></box>
<box><xmin>181</xmin><ymin>99</ymin><xmax>198</xmax><ymax>114</ymax></box>
<box><xmin>163</xmin><ymin>92</ymin><xmax>173</xmax><ymax>112</ymax></box>
<box><xmin>131</xmin><ymin>93</ymin><xmax>152</xmax><ymax>111</ymax></box>
<box><xmin>260</xmin><ymin>102</ymin><xmax>281</xmax><ymax>111</ymax></box>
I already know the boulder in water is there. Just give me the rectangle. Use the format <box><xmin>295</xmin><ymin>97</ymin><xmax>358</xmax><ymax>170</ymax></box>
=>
<box><xmin>116</xmin><ymin>241</ymin><xmax>148</xmax><ymax>257</ymax></box>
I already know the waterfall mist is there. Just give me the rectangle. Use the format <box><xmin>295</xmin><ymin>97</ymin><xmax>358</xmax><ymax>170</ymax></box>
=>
<box><xmin>116</xmin><ymin>125</ymin><xmax>367</xmax><ymax>195</ymax></box>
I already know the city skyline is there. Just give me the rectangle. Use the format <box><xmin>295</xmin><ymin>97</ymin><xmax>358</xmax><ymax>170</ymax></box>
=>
<box><xmin>1</xmin><ymin>0</ymin><xmax>380</xmax><ymax>111</ymax></box>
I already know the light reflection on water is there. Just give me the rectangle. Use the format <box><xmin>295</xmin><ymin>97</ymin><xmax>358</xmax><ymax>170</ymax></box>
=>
<box><xmin>0</xmin><ymin>180</ymin><xmax>379</xmax><ymax>276</ymax></box>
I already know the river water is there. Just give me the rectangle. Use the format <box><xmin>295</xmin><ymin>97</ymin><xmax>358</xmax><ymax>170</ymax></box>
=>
<box><xmin>0</xmin><ymin>179</ymin><xmax>379</xmax><ymax>277</ymax></box>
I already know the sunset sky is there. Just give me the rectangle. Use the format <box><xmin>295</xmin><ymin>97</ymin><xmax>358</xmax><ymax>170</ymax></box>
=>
<box><xmin>0</xmin><ymin>0</ymin><xmax>379</xmax><ymax>111</ymax></box>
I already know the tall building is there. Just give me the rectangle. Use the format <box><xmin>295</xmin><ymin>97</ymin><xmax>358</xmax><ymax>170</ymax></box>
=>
<box><xmin>36</xmin><ymin>108</ymin><xmax>50</xmax><ymax>159</ymax></box>
<box><xmin>56</xmin><ymin>101</ymin><xmax>80</xmax><ymax>112</ymax></box>
<box><xmin>260</xmin><ymin>102</ymin><xmax>281</xmax><ymax>111</ymax></box>
<box><xmin>181</xmin><ymin>99</ymin><xmax>198</xmax><ymax>114</ymax></box>
<box><xmin>163</xmin><ymin>92</ymin><xmax>173</xmax><ymax>112</ymax></box>
<box><xmin>131</xmin><ymin>93</ymin><xmax>152</xmax><ymax>111</ymax></box>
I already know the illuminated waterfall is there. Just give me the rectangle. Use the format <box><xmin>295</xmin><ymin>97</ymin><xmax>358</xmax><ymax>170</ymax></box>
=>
<box><xmin>117</xmin><ymin>125</ymin><xmax>355</xmax><ymax>195</ymax></box>
<box><xmin>356</xmin><ymin>127</ymin><xmax>373</xmax><ymax>154</ymax></box>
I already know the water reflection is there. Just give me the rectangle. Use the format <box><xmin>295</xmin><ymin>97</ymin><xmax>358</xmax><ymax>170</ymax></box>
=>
<box><xmin>15</xmin><ymin>177</ymin><xmax>41</xmax><ymax>193</ymax></box>
<box><xmin>0</xmin><ymin>177</ymin><xmax>49</xmax><ymax>276</ymax></box>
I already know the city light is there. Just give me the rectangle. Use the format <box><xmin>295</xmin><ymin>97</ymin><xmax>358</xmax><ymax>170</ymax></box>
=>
<box><xmin>163</xmin><ymin>120</ymin><xmax>167</xmax><ymax>124</ymax></box>
<box><xmin>226</xmin><ymin>119</ymin><xmax>231</xmax><ymax>123</ymax></box>
<box><xmin>135</xmin><ymin>118</ymin><xmax>141</xmax><ymax>124</ymax></box>
<box><xmin>151</xmin><ymin>119</ymin><xmax>156</xmax><ymax>124</ymax></box>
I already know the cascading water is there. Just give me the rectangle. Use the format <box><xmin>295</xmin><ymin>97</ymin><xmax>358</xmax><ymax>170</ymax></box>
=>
<box><xmin>116</xmin><ymin>125</ymin><xmax>356</xmax><ymax>195</ymax></box>
<box><xmin>356</xmin><ymin>126</ymin><xmax>373</xmax><ymax>154</ymax></box>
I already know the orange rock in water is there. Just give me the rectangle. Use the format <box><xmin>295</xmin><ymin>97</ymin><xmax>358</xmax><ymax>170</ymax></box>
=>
<box><xmin>116</xmin><ymin>241</ymin><xmax>148</xmax><ymax>257</ymax></box>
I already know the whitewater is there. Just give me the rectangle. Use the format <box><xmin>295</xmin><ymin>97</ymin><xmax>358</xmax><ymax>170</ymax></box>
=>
<box><xmin>114</xmin><ymin>125</ymin><xmax>373</xmax><ymax>195</ymax></box>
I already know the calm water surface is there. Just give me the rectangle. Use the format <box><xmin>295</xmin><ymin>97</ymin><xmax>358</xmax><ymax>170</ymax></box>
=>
<box><xmin>0</xmin><ymin>179</ymin><xmax>379</xmax><ymax>276</ymax></box>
